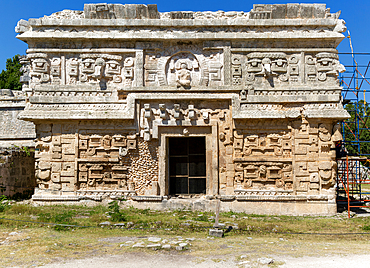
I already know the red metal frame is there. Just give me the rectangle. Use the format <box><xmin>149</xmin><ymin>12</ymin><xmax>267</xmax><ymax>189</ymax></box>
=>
<box><xmin>337</xmin><ymin>157</ymin><xmax>370</xmax><ymax>218</ymax></box>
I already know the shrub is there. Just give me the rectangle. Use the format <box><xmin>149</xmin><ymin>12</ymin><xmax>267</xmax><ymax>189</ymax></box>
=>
<box><xmin>0</xmin><ymin>195</ymin><xmax>10</xmax><ymax>212</ymax></box>
<box><xmin>108</xmin><ymin>201</ymin><xmax>126</xmax><ymax>222</ymax></box>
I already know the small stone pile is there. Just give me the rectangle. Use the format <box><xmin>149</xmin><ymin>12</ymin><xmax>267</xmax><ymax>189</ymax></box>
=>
<box><xmin>120</xmin><ymin>236</ymin><xmax>195</xmax><ymax>251</ymax></box>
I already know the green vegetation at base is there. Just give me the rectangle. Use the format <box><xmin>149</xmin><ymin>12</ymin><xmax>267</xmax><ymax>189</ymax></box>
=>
<box><xmin>0</xmin><ymin>195</ymin><xmax>10</xmax><ymax>212</ymax></box>
<box><xmin>1</xmin><ymin>203</ymin><xmax>370</xmax><ymax>234</ymax></box>
<box><xmin>108</xmin><ymin>200</ymin><xmax>126</xmax><ymax>222</ymax></box>
<box><xmin>1</xmin><ymin>203</ymin><xmax>370</xmax><ymax>267</ymax></box>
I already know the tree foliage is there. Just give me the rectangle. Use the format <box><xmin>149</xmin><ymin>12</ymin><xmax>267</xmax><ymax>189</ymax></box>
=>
<box><xmin>343</xmin><ymin>100</ymin><xmax>370</xmax><ymax>158</ymax></box>
<box><xmin>0</xmin><ymin>55</ymin><xmax>22</xmax><ymax>90</ymax></box>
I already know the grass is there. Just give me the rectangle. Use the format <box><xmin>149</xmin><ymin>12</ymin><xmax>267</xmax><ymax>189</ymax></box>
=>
<box><xmin>1</xmin><ymin>202</ymin><xmax>370</xmax><ymax>266</ymax></box>
<box><xmin>2</xmin><ymin>202</ymin><xmax>370</xmax><ymax>234</ymax></box>
<box><xmin>0</xmin><ymin>195</ymin><xmax>10</xmax><ymax>212</ymax></box>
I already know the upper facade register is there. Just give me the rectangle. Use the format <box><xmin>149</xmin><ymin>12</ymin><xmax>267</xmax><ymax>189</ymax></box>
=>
<box><xmin>15</xmin><ymin>3</ymin><xmax>348</xmax><ymax>121</ymax></box>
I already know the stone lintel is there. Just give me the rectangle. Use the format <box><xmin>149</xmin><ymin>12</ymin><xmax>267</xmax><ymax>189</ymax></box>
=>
<box><xmin>26</xmin><ymin>18</ymin><xmax>339</xmax><ymax>28</ymax></box>
<box><xmin>17</xmin><ymin>31</ymin><xmax>344</xmax><ymax>43</ymax></box>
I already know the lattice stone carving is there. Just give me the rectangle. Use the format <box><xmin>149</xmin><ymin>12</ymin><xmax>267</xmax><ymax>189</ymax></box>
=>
<box><xmin>77</xmin><ymin>133</ymin><xmax>137</xmax><ymax>190</ymax></box>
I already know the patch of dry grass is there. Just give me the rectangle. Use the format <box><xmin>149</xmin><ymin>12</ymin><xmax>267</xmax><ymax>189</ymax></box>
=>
<box><xmin>1</xmin><ymin>202</ymin><xmax>370</xmax><ymax>267</ymax></box>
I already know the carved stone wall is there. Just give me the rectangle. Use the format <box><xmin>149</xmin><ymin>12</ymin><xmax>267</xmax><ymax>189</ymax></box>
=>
<box><xmin>0</xmin><ymin>147</ymin><xmax>36</xmax><ymax>198</ymax></box>
<box><xmin>15</xmin><ymin>3</ymin><xmax>349</xmax><ymax>215</ymax></box>
<box><xmin>228</xmin><ymin>118</ymin><xmax>339</xmax><ymax>197</ymax></box>
<box><xmin>0</xmin><ymin>89</ymin><xmax>35</xmax><ymax>147</ymax></box>
<box><xmin>34</xmin><ymin>121</ymin><xmax>145</xmax><ymax>198</ymax></box>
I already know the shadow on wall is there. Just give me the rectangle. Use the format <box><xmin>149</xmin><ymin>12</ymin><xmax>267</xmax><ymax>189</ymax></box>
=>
<box><xmin>0</xmin><ymin>147</ymin><xmax>36</xmax><ymax>200</ymax></box>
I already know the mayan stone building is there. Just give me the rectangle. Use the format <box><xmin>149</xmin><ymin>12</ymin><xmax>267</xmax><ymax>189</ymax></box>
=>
<box><xmin>15</xmin><ymin>3</ymin><xmax>349</xmax><ymax>215</ymax></box>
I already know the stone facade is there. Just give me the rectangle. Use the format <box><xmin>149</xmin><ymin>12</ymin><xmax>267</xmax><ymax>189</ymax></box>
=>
<box><xmin>15</xmin><ymin>3</ymin><xmax>349</xmax><ymax>215</ymax></box>
<box><xmin>0</xmin><ymin>89</ymin><xmax>35</xmax><ymax>147</ymax></box>
<box><xmin>0</xmin><ymin>89</ymin><xmax>36</xmax><ymax>198</ymax></box>
<box><xmin>0</xmin><ymin>147</ymin><xmax>36</xmax><ymax>198</ymax></box>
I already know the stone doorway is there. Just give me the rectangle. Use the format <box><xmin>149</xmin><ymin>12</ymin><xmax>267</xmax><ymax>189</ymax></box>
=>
<box><xmin>169</xmin><ymin>137</ymin><xmax>206</xmax><ymax>195</ymax></box>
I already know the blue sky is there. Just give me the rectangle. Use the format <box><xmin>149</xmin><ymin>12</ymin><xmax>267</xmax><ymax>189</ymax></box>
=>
<box><xmin>1</xmin><ymin>0</ymin><xmax>369</xmax><ymax>72</ymax></box>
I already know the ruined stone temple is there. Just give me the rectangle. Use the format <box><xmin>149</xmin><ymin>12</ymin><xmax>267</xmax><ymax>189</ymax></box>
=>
<box><xmin>14</xmin><ymin>3</ymin><xmax>349</xmax><ymax>215</ymax></box>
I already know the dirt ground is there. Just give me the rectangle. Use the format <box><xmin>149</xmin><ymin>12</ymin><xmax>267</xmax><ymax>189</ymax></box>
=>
<box><xmin>5</xmin><ymin>232</ymin><xmax>370</xmax><ymax>268</ymax></box>
<box><xmin>29</xmin><ymin>252</ymin><xmax>370</xmax><ymax>268</ymax></box>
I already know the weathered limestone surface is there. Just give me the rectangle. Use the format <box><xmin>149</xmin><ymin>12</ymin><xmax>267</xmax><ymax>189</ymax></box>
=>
<box><xmin>15</xmin><ymin>3</ymin><xmax>349</xmax><ymax>215</ymax></box>
<box><xmin>0</xmin><ymin>88</ymin><xmax>36</xmax><ymax>198</ymax></box>
<box><xmin>0</xmin><ymin>147</ymin><xmax>36</xmax><ymax>198</ymax></box>
<box><xmin>0</xmin><ymin>89</ymin><xmax>35</xmax><ymax>147</ymax></box>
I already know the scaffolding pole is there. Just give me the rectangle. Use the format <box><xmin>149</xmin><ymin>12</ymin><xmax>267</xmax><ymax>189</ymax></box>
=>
<box><xmin>337</xmin><ymin>35</ymin><xmax>370</xmax><ymax>217</ymax></box>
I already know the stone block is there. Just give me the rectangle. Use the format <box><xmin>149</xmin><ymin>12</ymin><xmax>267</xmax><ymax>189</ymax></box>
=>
<box><xmin>125</xmin><ymin>4</ymin><xmax>138</xmax><ymax>19</ymax></box>
<box><xmin>52</xmin><ymin>136</ymin><xmax>61</xmax><ymax>145</ymax></box>
<box><xmin>225</xmin><ymin>155</ymin><xmax>233</xmax><ymax>164</ymax></box>
<box><xmin>112</xmin><ymin>4</ymin><xmax>125</xmax><ymax>19</ymax></box>
<box><xmin>319</xmin><ymin>161</ymin><xmax>331</xmax><ymax>170</ymax></box>
<box><xmin>61</xmin><ymin>182</ymin><xmax>74</xmax><ymax>191</ymax></box>
<box><xmin>148</xmin><ymin>4</ymin><xmax>159</xmax><ymax>19</ymax></box>
<box><xmin>225</xmin><ymin>146</ymin><xmax>233</xmax><ymax>155</ymax></box>
<box><xmin>38</xmin><ymin>161</ymin><xmax>51</xmax><ymax>170</ymax></box>
<box><xmin>226</xmin><ymin>171</ymin><xmax>235</xmax><ymax>178</ymax></box>
<box><xmin>271</xmin><ymin>4</ymin><xmax>286</xmax><ymax>19</ymax></box>
<box><xmin>52</xmin><ymin>146</ymin><xmax>62</xmax><ymax>152</ymax></box>
<box><xmin>226</xmin><ymin>163</ymin><xmax>234</xmax><ymax>171</ymax></box>
<box><xmin>308</xmin><ymin>146</ymin><xmax>319</xmax><ymax>153</ymax></box>
<box><xmin>286</xmin><ymin>4</ymin><xmax>299</xmax><ymax>18</ymax></box>
<box><xmin>127</xmin><ymin>140</ymin><xmax>136</xmax><ymax>149</ymax></box>
<box><xmin>170</xmin><ymin>11</ymin><xmax>193</xmax><ymax>19</ymax></box>
<box><xmin>60</xmin><ymin>176</ymin><xmax>75</xmax><ymax>184</ymax></box>
<box><xmin>308</xmin><ymin>162</ymin><xmax>318</xmax><ymax>172</ymax></box>
<box><xmin>79</xmin><ymin>171</ymin><xmax>88</xmax><ymax>182</ymax></box>
<box><xmin>62</xmin><ymin>144</ymin><xmax>75</xmax><ymax>155</ymax></box>
<box><xmin>314</xmin><ymin>4</ymin><xmax>326</xmax><ymax>18</ymax></box>
<box><xmin>137</xmin><ymin>5</ymin><xmax>148</xmax><ymax>19</ymax></box>
<box><xmin>51</xmin><ymin>183</ymin><xmax>62</xmax><ymax>191</ymax></box>
<box><xmin>51</xmin><ymin>152</ymin><xmax>62</xmax><ymax>159</ymax></box>
<box><xmin>38</xmin><ymin>124</ymin><xmax>51</xmax><ymax>132</ymax></box>
<box><xmin>300</xmin><ymin>4</ymin><xmax>313</xmax><ymax>18</ymax></box>
<box><xmin>253</xmin><ymin>4</ymin><xmax>272</xmax><ymax>12</ymax></box>
<box><xmin>225</xmin><ymin>187</ymin><xmax>234</xmax><ymax>195</ymax></box>
<box><xmin>219</xmin><ymin>172</ymin><xmax>227</xmax><ymax>185</ymax></box>
<box><xmin>310</xmin><ymin>183</ymin><xmax>319</xmax><ymax>189</ymax></box>
<box><xmin>51</xmin><ymin>173</ymin><xmax>60</xmax><ymax>183</ymax></box>
<box><xmin>209</xmin><ymin>229</ymin><xmax>224</xmax><ymax>238</ymax></box>
<box><xmin>147</xmin><ymin>243</ymin><xmax>161</xmax><ymax>248</ymax></box>
<box><xmin>52</xmin><ymin>124</ymin><xmax>62</xmax><ymax>134</ymax></box>
<box><xmin>310</xmin><ymin>173</ymin><xmax>319</xmax><ymax>182</ymax></box>
<box><xmin>152</xmin><ymin>181</ymin><xmax>159</xmax><ymax>195</ymax></box>
<box><xmin>226</xmin><ymin>177</ymin><xmax>234</xmax><ymax>187</ymax></box>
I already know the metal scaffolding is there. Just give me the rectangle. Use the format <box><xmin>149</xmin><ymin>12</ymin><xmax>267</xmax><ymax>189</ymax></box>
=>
<box><xmin>336</xmin><ymin>47</ymin><xmax>370</xmax><ymax>217</ymax></box>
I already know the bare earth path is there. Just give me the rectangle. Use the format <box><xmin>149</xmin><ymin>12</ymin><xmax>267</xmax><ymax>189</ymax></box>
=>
<box><xmin>34</xmin><ymin>253</ymin><xmax>370</xmax><ymax>268</ymax></box>
<box><xmin>4</xmin><ymin>229</ymin><xmax>370</xmax><ymax>267</ymax></box>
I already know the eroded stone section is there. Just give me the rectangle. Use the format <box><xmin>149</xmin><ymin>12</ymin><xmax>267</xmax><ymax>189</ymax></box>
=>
<box><xmin>0</xmin><ymin>148</ymin><xmax>36</xmax><ymax>198</ymax></box>
<box><xmin>0</xmin><ymin>89</ymin><xmax>35</xmax><ymax>147</ymax></box>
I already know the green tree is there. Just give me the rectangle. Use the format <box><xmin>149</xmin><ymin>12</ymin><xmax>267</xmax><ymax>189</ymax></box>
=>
<box><xmin>343</xmin><ymin>100</ymin><xmax>370</xmax><ymax>159</ymax></box>
<box><xmin>0</xmin><ymin>55</ymin><xmax>22</xmax><ymax>90</ymax></box>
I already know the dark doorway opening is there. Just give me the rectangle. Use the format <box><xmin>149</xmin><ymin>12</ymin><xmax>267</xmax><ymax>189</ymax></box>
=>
<box><xmin>169</xmin><ymin>137</ymin><xmax>206</xmax><ymax>195</ymax></box>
